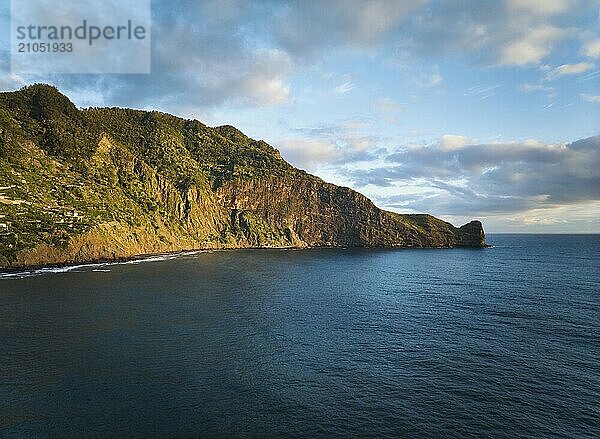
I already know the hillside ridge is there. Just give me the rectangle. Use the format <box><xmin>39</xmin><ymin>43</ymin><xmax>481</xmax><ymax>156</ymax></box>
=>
<box><xmin>0</xmin><ymin>84</ymin><xmax>485</xmax><ymax>268</ymax></box>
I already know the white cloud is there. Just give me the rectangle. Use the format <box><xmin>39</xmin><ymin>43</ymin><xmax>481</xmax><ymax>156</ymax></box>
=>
<box><xmin>333</xmin><ymin>81</ymin><xmax>355</xmax><ymax>94</ymax></box>
<box><xmin>430</xmin><ymin>70</ymin><xmax>443</xmax><ymax>86</ymax></box>
<box><xmin>393</xmin><ymin>0</ymin><xmax>584</xmax><ymax>67</ymax></box>
<box><xmin>439</xmin><ymin>134</ymin><xmax>472</xmax><ymax>151</ymax></box>
<box><xmin>345</xmin><ymin>136</ymin><xmax>376</xmax><ymax>153</ymax></box>
<box><xmin>241</xmin><ymin>76</ymin><xmax>289</xmax><ymax>106</ymax></box>
<box><xmin>4</xmin><ymin>0</ymin><xmax>594</xmax><ymax>114</ymax></box>
<box><xmin>505</xmin><ymin>0</ymin><xmax>574</xmax><ymax>16</ymax></box>
<box><xmin>464</xmin><ymin>84</ymin><xmax>501</xmax><ymax>100</ymax></box>
<box><xmin>499</xmin><ymin>25</ymin><xmax>567</xmax><ymax>66</ymax></box>
<box><xmin>521</xmin><ymin>83</ymin><xmax>554</xmax><ymax>94</ymax></box>
<box><xmin>376</xmin><ymin>98</ymin><xmax>401</xmax><ymax>113</ymax></box>
<box><xmin>349</xmin><ymin>0</ymin><xmax>426</xmax><ymax>43</ymax></box>
<box><xmin>279</xmin><ymin>118</ymin><xmax>382</xmax><ymax>170</ymax></box>
<box><xmin>581</xmin><ymin>93</ymin><xmax>600</xmax><ymax>103</ymax></box>
<box><xmin>273</xmin><ymin>0</ymin><xmax>426</xmax><ymax>55</ymax></box>
<box><xmin>545</xmin><ymin>62</ymin><xmax>595</xmax><ymax>79</ymax></box>
<box><xmin>277</xmin><ymin>138</ymin><xmax>342</xmax><ymax>170</ymax></box>
<box><xmin>497</xmin><ymin>202</ymin><xmax>600</xmax><ymax>232</ymax></box>
<box><xmin>376</xmin><ymin>98</ymin><xmax>402</xmax><ymax>122</ymax></box>
<box><xmin>350</xmin><ymin>136</ymin><xmax>600</xmax><ymax>228</ymax></box>
<box><xmin>0</xmin><ymin>72</ymin><xmax>26</xmax><ymax>91</ymax></box>
<box><xmin>238</xmin><ymin>50</ymin><xmax>291</xmax><ymax>105</ymax></box>
<box><xmin>582</xmin><ymin>39</ymin><xmax>600</xmax><ymax>59</ymax></box>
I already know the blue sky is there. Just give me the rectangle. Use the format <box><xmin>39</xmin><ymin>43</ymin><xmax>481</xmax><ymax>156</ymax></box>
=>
<box><xmin>1</xmin><ymin>0</ymin><xmax>599</xmax><ymax>232</ymax></box>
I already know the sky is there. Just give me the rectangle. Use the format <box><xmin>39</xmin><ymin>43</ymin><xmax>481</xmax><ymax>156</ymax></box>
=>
<box><xmin>0</xmin><ymin>0</ymin><xmax>599</xmax><ymax>233</ymax></box>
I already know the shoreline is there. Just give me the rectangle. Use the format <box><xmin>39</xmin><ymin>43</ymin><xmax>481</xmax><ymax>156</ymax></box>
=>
<box><xmin>0</xmin><ymin>243</ymin><xmax>490</xmax><ymax>275</ymax></box>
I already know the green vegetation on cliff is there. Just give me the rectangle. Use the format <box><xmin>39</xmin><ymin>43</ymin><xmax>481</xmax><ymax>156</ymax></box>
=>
<box><xmin>0</xmin><ymin>84</ymin><xmax>485</xmax><ymax>268</ymax></box>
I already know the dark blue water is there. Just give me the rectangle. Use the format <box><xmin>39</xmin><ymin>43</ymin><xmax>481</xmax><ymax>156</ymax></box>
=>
<box><xmin>0</xmin><ymin>235</ymin><xmax>598</xmax><ymax>438</ymax></box>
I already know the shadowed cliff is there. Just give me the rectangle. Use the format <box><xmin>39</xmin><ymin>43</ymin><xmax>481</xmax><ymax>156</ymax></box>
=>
<box><xmin>0</xmin><ymin>84</ymin><xmax>485</xmax><ymax>268</ymax></box>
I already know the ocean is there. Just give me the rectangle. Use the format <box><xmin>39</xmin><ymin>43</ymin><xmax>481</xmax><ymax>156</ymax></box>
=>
<box><xmin>0</xmin><ymin>234</ymin><xmax>598</xmax><ymax>438</ymax></box>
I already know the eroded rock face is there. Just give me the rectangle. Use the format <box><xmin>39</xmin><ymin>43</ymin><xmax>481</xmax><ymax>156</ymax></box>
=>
<box><xmin>216</xmin><ymin>177</ymin><xmax>485</xmax><ymax>249</ymax></box>
<box><xmin>0</xmin><ymin>85</ymin><xmax>485</xmax><ymax>269</ymax></box>
<box><xmin>456</xmin><ymin>221</ymin><xmax>487</xmax><ymax>247</ymax></box>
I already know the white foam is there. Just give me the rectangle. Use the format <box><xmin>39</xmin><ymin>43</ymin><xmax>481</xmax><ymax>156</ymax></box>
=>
<box><xmin>0</xmin><ymin>250</ymin><xmax>209</xmax><ymax>279</ymax></box>
<box><xmin>121</xmin><ymin>250</ymin><xmax>206</xmax><ymax>265</ymax></box>
<box><xmin>0</xmin><ymin>263</ymin><xmax>101</xmax><ymax>279</ymax></box>
<box><xmin>0</xmin><ymin>271</ymin><xmax>33</xmax><ymax>279</ymax></box>
<box><xmin>122</xmin><ymin>254</ymin><xmax>177</xmax><ymax>265</ymax></box>
<box><xmin>37</xmin><ymin>264</ymin><xmax>91</xmax><ymax>273</ymax></box>
<box><xmin>0</xmin><ymin>250</ymin><xmax>221</xmax><ymax>279</ymax></box>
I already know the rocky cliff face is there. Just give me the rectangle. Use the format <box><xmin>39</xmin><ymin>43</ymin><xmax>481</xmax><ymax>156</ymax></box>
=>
<box><xmin>216</xmin><ymin>178</ymin><xmax>484</xmax><ymax>248</ymax></box>
<box><xmin>0</xmin><ymin>84</ymin><xmax>485</xmax><ymax>268</ymax></box>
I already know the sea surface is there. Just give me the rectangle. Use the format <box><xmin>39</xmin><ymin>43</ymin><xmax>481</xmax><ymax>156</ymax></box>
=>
<box><xmin>0</xmin><ymin>234</ymin><xmax>598</xmax><ymax>438</ymax></box>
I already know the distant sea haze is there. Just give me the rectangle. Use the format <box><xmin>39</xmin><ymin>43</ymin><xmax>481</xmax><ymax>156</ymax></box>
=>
<box><xmin>1</xmin><ymin>234</ymin><xmax>598</xmax><ymax>438</ymax></box>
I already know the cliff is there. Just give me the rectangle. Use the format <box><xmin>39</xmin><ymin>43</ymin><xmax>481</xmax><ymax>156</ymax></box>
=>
<box><xmin>0</xmin><ymin>84</ymin><xmax>485</xmax><ymax>268</ymax></box>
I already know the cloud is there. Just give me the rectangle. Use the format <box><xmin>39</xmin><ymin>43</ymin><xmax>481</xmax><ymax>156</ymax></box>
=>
<box><xmin>376</xmin><ymin>98</ymin><xmax>402</xmax><ymax>113</ymax></box>
<box><xmin>464</xmin><ymin>84</ymin><xmax>501</xmax><ymax>100</ymax></box>
<box><xmin>582</xmin><ymin>39</ymin><xmax>600</xmax><ymax>59</ymax></box>
<box><xmin>0</xmin><ymin>71</ymin><xmax>26</xmax><ymax>91</ymax></box>
<box><xmin>271</xmin><ymin>0</ymin><xmax>426</xmax><ymax>56</ymax></box>
<box><xmin>87</xmin><ymin>46</ymin><xmax>293</xmax><ymax>111</ymax></box>
<box><xmin>499</xmin><ymin>25</ymin><xmax>567</xmax><ymax>66</ymax></box>
<box><xmin>394</xmin><ymin>1</ymin><xmax>499</xmax><ymax>61</ymax></box>
<box><xmin>505</xmin><ymin>0</ymin><xmax>574</xmax><ymax>16</ymax></box>
<box><xmin>333</xmin><ymin>81</ymin><xmax>355</xmax><ymax>94</ymax></box>
<box><xmin>581</xmin><ymin>93</ymin><xmax>600</xmax><ymax>103</ymax></box>
<box><xmin>349</xmin><ymin>135</ymin><xmax>600</xmax><ymax>219</ymax></box>
<box><xmin>545</xmin><ymin>62</ymin><xmax>595</xmax><ymax>79</ymax></box>
<box><xmin>276</xmin><ymin>118</ymin><xmax>382</xmax><ymax>171</ymax></box>
<box><xmin>2</xmin><ymin>0</ymin><xmax>595</xmax><ymax>113</ymax></box>
<box><xmin>2</xmin><ymin>1</ymin><xmax>294</xmax><ymax>112</ymax></box>
<box><xmin>499</xmin><ymin>1</ymin><xmax>585</xmax><ymax>67</ymax></box>
<box><xmin>429</xmin><ymin>69</ymin><xmax>443</xmax><ymax>86</ymax></box>
<box><xmin>521</xmin><ymin>83</ymin><xmax>555</xmax><ymax>94</ymax></box>
<box><xmin>392</xmin><ymin>0</ymin><xmax>585</xmax><ymax>67</ymax></box>
<box><xmin>238</xmin><ymin>50</ymin><xmax>291</xmax><ymax>105</ymax></box>
<box><xmin>277</xmin><ymin>138</ymin><xmax>342</xmax><ymax>169</ymax></box>
<box><xmin>439</xmin><ymin>134</ymin><xmax>471</xmax><ymax>151</ymax></box>
<box><xmin>0</xmin><ymin>0</ymin><xmax>435</xmax><ymax>112</ymax></box>
<box><xmin>376</xmin><ymin>98</ymin><xmax>402</xmax><ymax>122</ymax></box>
